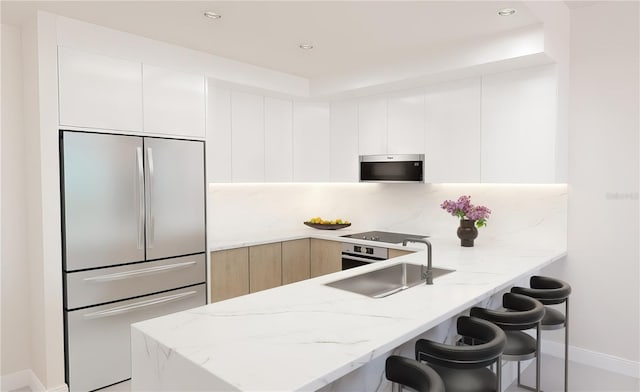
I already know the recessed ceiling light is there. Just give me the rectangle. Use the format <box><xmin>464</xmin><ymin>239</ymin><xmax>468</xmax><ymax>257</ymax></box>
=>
<box><xmin>203</xmin><ymin>11</ymin><xmax>222</xmax><ymax>20</ymax></box>
<box><xmin>497</xmin><ymin>8</ymin><xmax>517</xmax><ymax>16</ymax></box>
<box><xmin>299</xmin><ymin>43</ymin><xmax>314</xmax><ymax>50</ymax></box>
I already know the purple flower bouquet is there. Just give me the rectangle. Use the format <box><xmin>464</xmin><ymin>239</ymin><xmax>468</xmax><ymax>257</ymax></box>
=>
<box><xmin>440</xmin><ymin>195</ymin><xmax>491</xmax><ymax>228</ymax></box>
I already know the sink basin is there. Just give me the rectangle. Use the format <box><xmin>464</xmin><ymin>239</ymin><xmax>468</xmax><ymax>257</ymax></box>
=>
<box><xmin>325</xmin><ymin>263</ymin><xmax>455</xmax><ymax>298</ymax></box>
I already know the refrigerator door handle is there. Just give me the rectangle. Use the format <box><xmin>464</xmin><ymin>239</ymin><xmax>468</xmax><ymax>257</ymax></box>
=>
<box><xmin>83</xmin><ymin>290</ymin><xmax>198</xmax><ymax>319</ymax></box>
<box><xmin>146</xmin><ymin>147</ymin><xmax>155</xmax><ymax>248</ymax></box>
<box><xmin>82</xmin><ymin>261</ymin><xmax>198</xmax><ymax>283</ymax></box>
<box><xmin>136</xmin><ymin>147</ymin><xmax>144</xmax><ymax>250</ymax></box>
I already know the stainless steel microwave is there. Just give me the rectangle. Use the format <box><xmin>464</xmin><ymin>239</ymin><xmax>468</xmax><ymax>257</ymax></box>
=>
<box><xmin>359</xmin><ymin>154</ymin><xmax>425</xmax><ymax>183</ymax></box>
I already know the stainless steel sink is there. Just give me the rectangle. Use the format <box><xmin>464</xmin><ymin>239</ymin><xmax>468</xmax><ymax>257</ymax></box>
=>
<box><xmin>325</xmin><ymin>263</ymin><xmax>455</xmax><ymax>298</ymax></box>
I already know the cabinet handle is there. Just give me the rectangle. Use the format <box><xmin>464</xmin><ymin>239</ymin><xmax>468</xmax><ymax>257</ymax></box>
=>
<box><xmin>83</xmin><ymin>261</ymin><xmax>198</xmax><ymax>283</ymax></box>
<box><xmin>83</xmin><ymin>290</ymin><xmax>198</xmax><ymax>319</ymax></box>
<box><xmin>136</xmin><ymin>147</ymin><xmax>145</xmax><ymax>250</ymax></box>
<box><xmin>146</xmin><ymin>147</ymin><xmax>155</xmax><ymax>248</ymax></box>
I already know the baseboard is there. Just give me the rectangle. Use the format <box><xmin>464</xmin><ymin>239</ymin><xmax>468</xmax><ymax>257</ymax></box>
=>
<box><xmin>542</xmin><ymin>338</ymin><xmax>640</xmax><ymax>379</ymax></box>
<box><xmin>0</xmin><ymin>369</ymin><xmax>68</xmax><ymax>392</ymax></box>
<box><xmin>46</xmin><ymin>384</ymin><xmax>68</xmax><ymax>392</ymax></box>
<box><xmin>0</xmin><ymin>369</ymin><xmax>31</xmax><ymax>391</ymax></box>
<box><xmin>28</xmin><ymin>369</ymin><xmax>46</xmax><ymax>392</ymax></box>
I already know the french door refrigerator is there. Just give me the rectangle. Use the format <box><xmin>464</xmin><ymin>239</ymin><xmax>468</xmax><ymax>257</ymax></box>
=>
<box><xmin>60</xmin><ymin>130</ymin><xmax>207</xmax><ymax>392</ymax></box>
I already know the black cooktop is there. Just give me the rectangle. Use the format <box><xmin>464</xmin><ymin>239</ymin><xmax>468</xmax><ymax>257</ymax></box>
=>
<box><xmin>341</xmin><ymin>231</ymin><xmax>428</xmax><ymax>244</ymax></box>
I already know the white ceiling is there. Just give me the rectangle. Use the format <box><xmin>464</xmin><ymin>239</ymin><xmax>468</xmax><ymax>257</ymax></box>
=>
<box><xmin>1</xmin><ymin>1</ymin><xmax>541</xmax><ymax>79</ymax></box>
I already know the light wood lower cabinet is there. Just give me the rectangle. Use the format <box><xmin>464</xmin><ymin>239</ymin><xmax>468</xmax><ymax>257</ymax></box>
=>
<box><xmin>310</xmin><ymin>239</ymin><xmax>342</xmax><ymax>278</ymax></box>
<box><xmin>388</xmin><ymin>248</ymin><xmax>414</xmax><ymax>258</ymax></box>
<box><xmin>249</xmin><ymin>243</ymin><xmax>282</xmax><ymax>293</ymax></box>
<box><xmin>211</xmin><ymin>238</ymin><xmax>340</xmax><ymax>302</ymax></box>
<box><xmin>210</xmin><ymin>247</ymin><xmax>249</xmax><ymax>303</ymax></box>
<box><xmin>282</xmin><ymin>239</ymin><xmax>310</xmax><ymax>284</ymax></box>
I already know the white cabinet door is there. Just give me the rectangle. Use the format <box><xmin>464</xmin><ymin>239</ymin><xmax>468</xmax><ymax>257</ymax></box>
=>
<box><xmin>231</xmin><ymin>91</ymin><xmax>265</xmax><ymax>182</ymax></box>
<box><xmin>206</xmin><ymin>82</ymin><xmax>232</xmax><ymax>183</ymax></box>
<box><xmin>58</xmin><ymin>46</ymin><xmax>142</xmax><ymax>132</ymax></box>
<box><xmin>330</xmin><ymin>100</ymin><xmax>359</xmax><ymax>182</ymax></box>
<box><xmin>387</xmin><ymin>89</ymin><xmax>425</xmax><ymax>154</ymax></box>
<box><xmin>425</xmin><ymin>78</ymin><xmax>482</xmax><ymax>183</ymax></box>
<box><xmin>143</xmin><ymin>64</ymin><xmax>205</xmax><ymax>138</ymax></box>
<box><xmin>293</xmin><ymin>102</ymin><xmax>331</xmax><ymax>182</ymax></box>
<box><xmin>481</xmin><ymin>65</ymin><xmax>557</xmax><ymax>183</ymax></box>
<box><xmin>358</xmin><ymin>97</ymin><xmax>387</xmax><ymax>155</ymax></box>
<box><xmin>264</xmin><ymin>97</ymin><xmax>293</xmax><ymax>182</ymax></box>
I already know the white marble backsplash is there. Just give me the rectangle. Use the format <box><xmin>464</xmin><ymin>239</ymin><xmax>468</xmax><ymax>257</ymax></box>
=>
<box><xmin>208</xmin><ymin>183</ymin><xmax>567</xmax><ymax>249</ymax></box>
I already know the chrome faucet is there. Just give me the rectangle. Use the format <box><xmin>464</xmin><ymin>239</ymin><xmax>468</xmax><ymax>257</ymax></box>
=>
<box><xmin>402</xmin><ymin>239</ymin><xmax>433</xmax><ymax>285</ymax></box>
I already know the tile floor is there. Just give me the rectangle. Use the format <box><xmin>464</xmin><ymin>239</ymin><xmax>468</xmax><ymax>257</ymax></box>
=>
<box><xmin>10</xmin><ymin>355</ymin><xmax>639</xmax><ymax>391</ymax></box>
<box><xmin>506</xmin><ymin>354</ymin><xmax>640</xmax><ymax>392</ymax></box>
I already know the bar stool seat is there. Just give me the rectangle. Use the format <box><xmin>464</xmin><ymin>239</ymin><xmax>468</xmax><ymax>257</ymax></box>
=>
<box><xmin>428</xmin><ymin>365</ymin><xmax>495</xmax><ymax>392</ymax></box>
<box><xmin>541</xmin><ymin>307</ymin><xmax>565</xmax><ymax>330</ymax></box>
<box><xmin>385</xmin><ymin>355</ymin><xmax>445</xmax><ymax>392</ymax></box>
<box><xmin>503</xmin><ymin>330</ymin><xmax>537</xmax><ymax>360</ymax></box>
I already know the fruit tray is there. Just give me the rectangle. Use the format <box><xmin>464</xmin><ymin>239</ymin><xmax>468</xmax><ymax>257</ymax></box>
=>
<box><xmin>303</xmin><ymin>222</ymin><xmax>351</xmax><ymax>230</ymax></box>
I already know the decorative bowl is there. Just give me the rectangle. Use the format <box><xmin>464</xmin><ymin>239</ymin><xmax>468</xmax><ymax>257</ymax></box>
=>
<box><xmin>303</xmin><ymin>222</ymin><xmax>351</xmax><ymax>230</ymax></box>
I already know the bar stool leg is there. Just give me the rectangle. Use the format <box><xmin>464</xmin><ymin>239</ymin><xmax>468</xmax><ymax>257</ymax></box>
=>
<box><xmin>536</xmin><ymin>322</ymin><xmax>541</xmax><ymax>392</ymax></box>
<box><xmin>496</xmin><ymin>355</ymin><xmax>502</xmax><ymax>392</ymax></box>
<box><xmin>565</xmin><ymin>298</ymin><xmax>569</xmax><ymax>392</ymax></box>
<box><xmin>517</xmin><ymin>361</ymin><xmax>521</xmax><ymax>386</ymax></box>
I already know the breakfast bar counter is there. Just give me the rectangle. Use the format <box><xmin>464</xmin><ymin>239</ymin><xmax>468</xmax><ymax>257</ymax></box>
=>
<box><xmin>131</xmin><ymin>236</ymin><xmax>566</xmax><ymax>391</ymax></box>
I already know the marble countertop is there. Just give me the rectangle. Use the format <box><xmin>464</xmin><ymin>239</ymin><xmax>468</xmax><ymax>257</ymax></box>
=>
<box><xmin>208</xmin><ymin>227</ymin><xmax>427</xmax><ymax>252</ymax></box>
<box><xmin>132</xmin><ymin>236</ymin><xmax>566</xmax><ymax>391</ymax></box>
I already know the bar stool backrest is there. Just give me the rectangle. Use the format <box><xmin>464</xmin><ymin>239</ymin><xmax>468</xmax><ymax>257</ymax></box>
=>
<box><xmin>511</xmin><ymin>276</ymin><xmax>571</xmax><ymax>305</ymax></box>
<box><xmin>470</xmin><ymin>293</ymin><xmax>545</xmax><ymax>331</ymax></box>
<box><xmin>415</xmin><ymin>316</ymin><xmax>506</xmax><ymax>369</ymax></box>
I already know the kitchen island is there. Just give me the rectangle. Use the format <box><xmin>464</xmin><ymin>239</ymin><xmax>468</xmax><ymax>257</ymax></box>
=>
<box><xmin>131</xmin><ymin>236</ymin><xmax>566</xmax><ymax>391</ymax></box>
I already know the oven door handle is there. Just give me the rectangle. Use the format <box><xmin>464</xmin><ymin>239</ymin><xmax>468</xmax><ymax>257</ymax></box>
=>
<box><xmin>342</xmin><ymin>253</ymin><xmax>385</xmax><ymax>263</ymax></box>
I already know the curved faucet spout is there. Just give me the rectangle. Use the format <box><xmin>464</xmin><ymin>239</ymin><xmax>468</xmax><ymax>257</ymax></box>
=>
<box><xmin>402</xmin><ymin>239</ymin><xmax>433</xmax><ymax>285</ymax></box>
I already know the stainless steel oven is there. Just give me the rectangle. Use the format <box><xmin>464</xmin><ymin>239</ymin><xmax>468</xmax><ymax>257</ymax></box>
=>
<box><xmin>341</xmin><ymin>242</ymin><xmax>388</xmax><ymax>270</ymax></box>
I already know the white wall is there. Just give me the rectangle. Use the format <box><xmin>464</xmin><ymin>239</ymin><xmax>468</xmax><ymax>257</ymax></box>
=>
<box><xmin>545</xmin><ymin>1</ymin><xmax>639</xmax><ymax>363</ymax></box>
<box><xmin>209</xmin><ymin>183</ymin><xmax>568</xmax><ymax>252</ymax></box>
<box><xmin>1</xmin><ymin>23</ymin><xmax>31</xmax><ymax>377</ymax></box>
<box><xmin>21</xmin><ymin>12</ymin><xmax>66</xmax><ymax>390</ymax></box>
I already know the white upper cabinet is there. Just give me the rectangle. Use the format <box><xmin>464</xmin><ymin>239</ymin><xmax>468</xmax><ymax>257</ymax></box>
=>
<box><xmin>143</xmin><ymin>64</ymin><xmax>206</xmax><ymax>138</ymax></box>
<box><xmin>481</xmin><ymin>64</ymin><xmax>558</xmax><ymax>183</ymax></box>
<box><xmin>264</xmin><ymin>97</ymin><xmax>293</xmax><ymax>182</ymax></box>
<box><xmin>58</xmin><ymin>46</ymin><xmax>143</xmax><ymax>132</ymax></box>
<box><xmin>58</xmin><ymin>47</ymin><xmax>205</xmax><ymax>138</ymax></box>
<box><xmin>425</xmin><ymin>78</ymin><xmax>482</xmax><ymax>183</ymax></box>
<box><xmin>231</xmin><ymin>91</ymin><xmax>265</xmax><ymax>182</ymax></box>
<box><xmin>200</xmin><ymin>65</ymin><xmax>559</xmax><ymax>184</ymax></box>
<box><xmin>358</xmin><ymin>97</ymin><xmax>387</xmax><ymax>155</ymax></box>
<box><xmin>330</xmin><ymin>100</ymin><xmax>359</xmax><ymax>182</ymax></box>
<box><xmin>293</xmin><ymin>102</ymin><xmax>331</xmax><ymax>182</ymax></box>
<box><xmin>387</xmin><ymin>89</ymin><xmax>425</xmax><ymax>154</ymax></box>
<box><xmin>206</xmin><ymin>82</ymin><xmax>232</xmax><ymax>183</ymax></box>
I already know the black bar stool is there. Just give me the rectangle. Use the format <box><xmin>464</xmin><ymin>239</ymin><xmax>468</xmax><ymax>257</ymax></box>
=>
<box><xmin>512</xmin><ymin>275</ymin><xmax>572</xmax><ymax>392</ymax></box>
<box><xmin>385</xmin><ymin>355</ymin><xmax>446</xmax><ymax>392</ymax></box>
<box><xmin>414</xmin><ymin>316</ymin><xmax>506</xmax><ymax>392</ymax></box>
<box><xmin>470</xmin><ymin>292</ymin><xmax>545</xmax><ymax>392</ymax></box>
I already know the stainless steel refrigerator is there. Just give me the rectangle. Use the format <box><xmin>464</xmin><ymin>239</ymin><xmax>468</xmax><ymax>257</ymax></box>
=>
<box><xmin>60</xmin><ymin>130</ymin><xmax>207</xmax><ymax>392</ymax></box>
